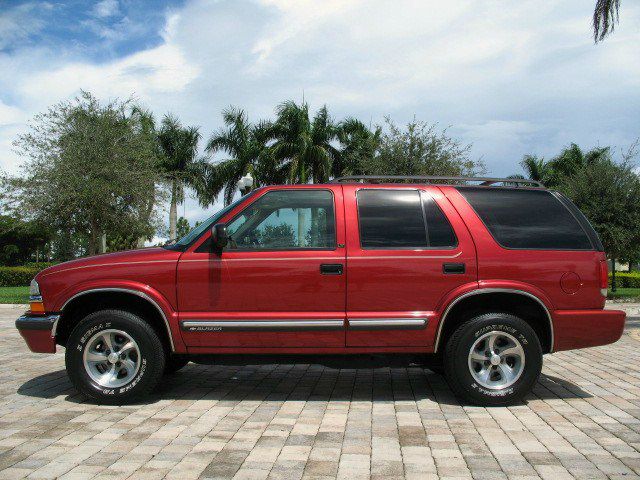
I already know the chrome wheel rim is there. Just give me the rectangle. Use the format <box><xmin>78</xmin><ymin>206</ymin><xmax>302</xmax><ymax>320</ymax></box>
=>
<box><xmin>468</xmin><ymin>331</ymin><xmax>525</xmax><ymax>390</ymax></box>
<box><xmin>83</xmin><ymin>329</ymin><xmax>141</xmax><ymax>389</ymax></box>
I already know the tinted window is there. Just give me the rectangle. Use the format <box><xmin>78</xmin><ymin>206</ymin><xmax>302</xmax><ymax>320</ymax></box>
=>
<box><xmin>169</xmin><ymin>192</ymin><xmax>257</xmax><ymax>250</ymax></box>
<box><xmin>423</xmin><ymin>195</ymin><xmax>457</xmax><ymax>247</ymax></box>
<box><xmin>357</xmin><ymin>190</ymin><xmax>457</xmax><ymax>249</ymax></box>
<box><xmin>457</xmin><ymin>187</ymin><xmax>592</xmax><ymax>250</ymax></box>
<box><xmin>224</xmin><ymin>190</ymin><xmax>336</xmax><ymax>250</ymax></box>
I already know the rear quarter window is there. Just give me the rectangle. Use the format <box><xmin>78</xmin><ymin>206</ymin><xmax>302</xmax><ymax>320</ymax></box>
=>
<box><xmin>456</xmin><ymin>187</ymin><xmax>593</xmax><ymax>250</ymax></box>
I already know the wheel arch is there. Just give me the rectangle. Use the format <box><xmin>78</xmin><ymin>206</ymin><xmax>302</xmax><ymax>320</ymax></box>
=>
<box><xmin>57</xmin><ymin>288</ymin><xmax>175</xmax><ymax>352</ymax></box>
<box><xmin>434</xmin><ymin>288</ymin><xmax>554</xmax><ymax>354</ymax></box>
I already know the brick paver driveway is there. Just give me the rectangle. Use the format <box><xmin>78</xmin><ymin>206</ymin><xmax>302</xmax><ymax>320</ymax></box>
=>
<box><xmin>2</xmin><ymin>304</ymin><xmax>640</xmax><ymax>480</ymax></box>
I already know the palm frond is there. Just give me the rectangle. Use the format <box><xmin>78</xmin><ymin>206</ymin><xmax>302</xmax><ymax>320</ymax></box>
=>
<box><xmin>593</xmin><ymin>0</ymin><xmax>620</xmax><ymax>42</ymax></box>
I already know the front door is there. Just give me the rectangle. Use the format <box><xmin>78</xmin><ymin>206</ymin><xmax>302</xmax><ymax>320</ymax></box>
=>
<box><xmin>177</xmin><ymin>186</ymin><xmax>346</xmax><ymax>349</ymax></box>
<box><xmin>343</xmin><ymin>185</ymin><xmax>477</xmax><ymax>348</ymax></box>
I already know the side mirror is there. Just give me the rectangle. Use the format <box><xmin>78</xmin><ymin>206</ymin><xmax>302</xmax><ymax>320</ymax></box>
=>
<box><xmin>210</xmin><ymin>223</ymin><xmax>229</xmax><ymax>251</ymax></box>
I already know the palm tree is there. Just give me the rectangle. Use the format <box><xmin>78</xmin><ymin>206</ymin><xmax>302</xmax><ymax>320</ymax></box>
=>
<box><xmin>157</xmin><ymin>115</ymin><xmax>203</xmax><ymax>240</ymax></box>
<box><xmin>204</xmin><ymin>107</ymin><xmax>283</xmax><ymax>206</ymax></box>
<box><xmin>520</xmin><ymin>155</ymin><xmax>553</xmax><ymax>186</ymax></box>
<box><xmin>593</xmin><ymin>0</ymin><xmax>620</xmax><ymax>42</ymax></box>
<box><xmin>334</xmin><ymin>118</ymin><xmax>381</xmax><ymax>177</ymax></box>
<box><xmin>270</xmin><ymin>101</ymin><xmax>340</xmax><ymax>184</ymax></box>
<box><xmin>519</xmin><ymin>144</ymin><xmax>612</xmax><ymax>187</ymax></box>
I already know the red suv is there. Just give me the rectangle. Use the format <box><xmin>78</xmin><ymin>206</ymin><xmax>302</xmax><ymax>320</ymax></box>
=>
<box><xmin>16</xmin><ymin>176</ymin><xmax>625</xmax><ymax>406</ymax></box>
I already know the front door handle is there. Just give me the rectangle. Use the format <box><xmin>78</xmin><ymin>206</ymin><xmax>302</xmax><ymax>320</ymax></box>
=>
<box><xmin>443</xmin><ymin>262</ymin><xmax>465</xmax><ymax>274</ymax></box>
<box><xmin>320</xmin><ymin>264</ymin><xmax>343</xmax><ymax>275</ymax></box>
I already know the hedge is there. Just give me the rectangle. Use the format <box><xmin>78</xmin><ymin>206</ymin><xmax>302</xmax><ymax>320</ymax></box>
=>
<box><xmin>609</xmin><ymin>271</ymin><xmax>640</xmax><ymax>289</ymax></box>
<box><xmin>22</xmin><ymin>262</ymin><xmax>58</xmax><ymax>269</ymax></box>
<box><xmin>0</xmin><ymin>266</ymin><xmax>41</xmax><ymax>287</ymax></box>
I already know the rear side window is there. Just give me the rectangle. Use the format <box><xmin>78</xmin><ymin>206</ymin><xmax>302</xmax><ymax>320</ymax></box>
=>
<box><xmin>456</xmin><ymin>187</ymin><xmax>593</xmax><ymax>250</ymax></box>
<box><xmin>357</xmin><ymin>189</ymin><xmax>457</xmax><ymax>249</ymax></box>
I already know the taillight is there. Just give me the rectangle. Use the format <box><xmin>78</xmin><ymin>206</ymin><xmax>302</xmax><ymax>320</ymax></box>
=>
<box><xmin>599</xmin><ymin>260</ymin><xmax>608</xmax><ymax>297</ymax></box>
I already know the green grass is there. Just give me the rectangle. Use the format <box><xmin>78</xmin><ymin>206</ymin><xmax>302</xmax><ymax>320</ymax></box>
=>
<box><xmin>0</xmin><ymin>286</ymin><xmax>29</xmax><ymax>304</ymax></box>
<box><xmin>607</xmin><ymin>288</ymin><xmax>640</xmax><ymax>301</ymax></box>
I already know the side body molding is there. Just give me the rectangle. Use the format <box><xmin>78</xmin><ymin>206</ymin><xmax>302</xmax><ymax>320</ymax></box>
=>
<box><xmin>434</xmin><ymin>288</ymin><xmax>554</xmax><ymax>353</ymax></box>
<box><xmin>60</xmin><ymin>288</ymin><xmax>176</xmax><ymax>351</ymax></box>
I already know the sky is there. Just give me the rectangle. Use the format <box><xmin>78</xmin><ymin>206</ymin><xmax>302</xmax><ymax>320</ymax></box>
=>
<box><xmin>0</xmin><ymin>0</ymin><xmax>639</xmax><ymax>235</ymax></box>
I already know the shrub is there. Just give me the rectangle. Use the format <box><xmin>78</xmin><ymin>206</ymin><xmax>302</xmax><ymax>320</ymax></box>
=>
<box><xmin>0</xmin><ymin>266</ymin><xmax>41</xmax><ymax>287</ymax></box>
<box><xmin>22</xmin><ymin>261</ymin><xmax>58</xmax><ymax>269</ymax></box>
<box><xmin>609</xmin><ymin>272</ymin><xmax>640</xmax><ymax>288</ymax></box>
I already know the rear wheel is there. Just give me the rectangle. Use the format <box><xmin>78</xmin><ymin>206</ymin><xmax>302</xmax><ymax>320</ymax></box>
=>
<box><xmin>443</xmin><ymin>313</ymin><xmax>542</xmax><ymax>406</ymax></box>
<box><xmin>65</xmin><ymin>309</ymin><xmax>165</xmax><ymax>404</ymax></box>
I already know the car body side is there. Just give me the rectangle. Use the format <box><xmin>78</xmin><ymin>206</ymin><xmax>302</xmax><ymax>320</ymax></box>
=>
<box><xmin>16</xmin><ymin>183</ymin><xmax>626</xmax><ymax>356</ymax></box>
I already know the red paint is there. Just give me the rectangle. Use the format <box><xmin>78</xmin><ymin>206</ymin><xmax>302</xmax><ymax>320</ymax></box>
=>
<box><xmin>553</xmin><ymin>309</ymin><xmax>625</xmax><ymax>351</ymax></box>
<box><xmin>18</xmin><ymin>183</ymin><xmax>625</xmax><ymax>355</ymax></box>
<box><xmin>560</xmin><ymin>272</ymin><xmax>581</xmax><ymax>294</ymax></box>
<box><xmin>342</xmin><ymin>185</ymin><xmax>477</xmax><ymax>348</ymax></box>
<box><xmin>18</xmin><ymin>328</ymin><xmax>56</xmax><ymax>353</ymax></box>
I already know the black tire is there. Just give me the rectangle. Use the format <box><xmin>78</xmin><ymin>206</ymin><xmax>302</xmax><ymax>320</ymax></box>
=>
<box><xmin>443</xmin><ymin>313</ymin><xmax>542</xmax><ymax>406</ymax></box>
<box><xmin>164</xmin><ymin>355</ymin><xmax>189</xmax><ymax>374</ymax></box>
<box><xmin>65</xmin><ymin>309</ymin><xmax>165</xmax><ymax>405</ymax></box>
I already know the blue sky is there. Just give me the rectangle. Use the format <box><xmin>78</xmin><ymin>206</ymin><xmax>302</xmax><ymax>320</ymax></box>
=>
<box><xmin>1</xmin><ymin>0</ymin><xmax>639</xmax><ymax>235</ymax></box>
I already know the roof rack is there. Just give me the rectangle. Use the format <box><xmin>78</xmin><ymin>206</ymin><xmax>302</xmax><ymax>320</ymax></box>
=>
<box><xmin>329</xmin><ymin>175</ymin><xmax>544</xmax><ymax>187</ymax></box>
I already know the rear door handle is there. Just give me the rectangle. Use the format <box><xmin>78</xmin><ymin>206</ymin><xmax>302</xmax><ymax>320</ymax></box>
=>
<box><xmin>320</xmin><ymin>264</ymin><xmax>343</xmax><ymax>275</ymax></box>
<box><xmin>443</xmin><ymin>263</ymin><xmax>465</xmax><ymax>274</ymax></box>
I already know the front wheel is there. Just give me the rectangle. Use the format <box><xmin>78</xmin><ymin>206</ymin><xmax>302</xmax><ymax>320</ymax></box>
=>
<box><xmin>443</xmin><ymin>313</ymin><xmax>542</xmax><ymax>406</ymax></box>
<box><xmin>65</xmin><ymin>309</ymin><xmax>165</xmax><ymax>404</ymax></box>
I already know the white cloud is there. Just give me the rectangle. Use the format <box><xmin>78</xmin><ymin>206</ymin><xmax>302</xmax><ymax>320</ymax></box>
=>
<box><xmin>1</xmin><ymin>0</ymin><xmax>639</xmax><ymax>222</ymax></box>
<box><xmin>0</xmin><ymin>2</ymin><xmax>51</xmax><ymax>49</ymax></box>
<box><xmin>0</xmin><ymin>101</ymin><xmax>26</xmax><ymax>127</ymax></box>
<box><xmin>92</xmin><ymin>0</ymin><xmax>120</xmax><ymax>19</ymax></box>
<box><xmin>17</xmin><ymin>42</ymin><xmax>200</xmax><ymax>103</ymax></box>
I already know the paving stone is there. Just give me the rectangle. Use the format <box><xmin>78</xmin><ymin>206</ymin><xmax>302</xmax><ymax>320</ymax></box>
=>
<box><xmin>0</xmin><ymin>305</ymin><xmax>640</xmax><ymax>479</ymax></box>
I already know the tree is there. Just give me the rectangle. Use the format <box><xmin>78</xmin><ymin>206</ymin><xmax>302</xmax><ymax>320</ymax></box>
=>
<box><xmin>519</xmin><ymin>155</ymin><xmax>554</xmax><ymax>185</ymax></box>
<box><xmin>130</xmin><ymin>107</ymin><xmax>165</xmax><ymax>248</ymax></box>
<box><xmin>157</xmin><ymin>115</ymin><xmax>204</xmax><ymax>240</ymax></box>
<box><xmin>593</xmin><ymin>0</ymin><xmax>620</xmax><ymax>42</ymax></box>
<box><xmin>0</xmin><ymin>215</ymin><xmax>52</xmax><ymax>265</ymax></box>
<box><xmin>8</xmin><ymin>92</ymin><xmax>162</xmax><ymax>255</ymax></box>
<box><xmin>333</xmin><ymin>118</ymin><xmax>381</xmax><ymax>177</ymax></box>
<box><xmin>176</xmin><ymin>217</ymin><xmax>191</xmax><ymax>239</ymax></box>
<box><xmin>364</xmin><ymin>118</ymin><xmax>483</xmax><ymax>177</ymax></box>
<box><xmin>559</xmin><ymin>155</ymin><xmax>640</xmax><ymax>290</ymax></box>
<box><xmin>519</xmin><ymin>144</ymin><xmax>611</xmax><ymax>188</ymax></box>
<box><xmin>203</xmin><ymin>107</ymin><xmax>282</xmax><ymax>205</ymax></box>
<box><xmin>198</xmin><ymin>102</ymin><xmax>480</xmax><ymax>207</ymax></box>
<box><xmin>270</xmin><ymin>101</ymin><xmax>340</xmax><ymax>184</ymax></box>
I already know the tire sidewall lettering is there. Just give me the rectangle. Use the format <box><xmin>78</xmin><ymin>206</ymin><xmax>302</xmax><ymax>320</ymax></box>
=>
<box><xmin>73</xmin><ymin>320</ymin><xmax>148</xmax><ymax>398</ymax></box>
<box><xmin>473</xmin><ymin>323</ymin><xmax>529</xmax><ymax>346</ymax></box>
<box><xmin>450</xmin><ymin>314</ymin><xmax>542</xmax><ymax>405</ymax></box>
<box><xmin>76</xmin><ymin>322</ymin><xmax>112</xmax><ymax>351</ymax></box>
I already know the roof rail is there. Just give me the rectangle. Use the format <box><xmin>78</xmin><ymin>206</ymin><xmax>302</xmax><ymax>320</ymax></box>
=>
<box><xmin>329</xmin><ymin>175</ymin><xmax>544</xmax><ymax>187</ymax></box>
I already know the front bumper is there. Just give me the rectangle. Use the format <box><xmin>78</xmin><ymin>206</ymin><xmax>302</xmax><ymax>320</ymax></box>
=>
<box><xmin>15</xmin><ymin>314</ymin><xmax>60</xmax><ymax>353</ymax></box>
<box><xmin>553</xmin><ymin>309</ymin><xmax>626</xmax><ymax>352</ymax></box>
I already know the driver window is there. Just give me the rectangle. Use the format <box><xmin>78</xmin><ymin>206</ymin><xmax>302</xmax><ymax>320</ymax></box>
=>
<box><xmin>225</xmin><ymin>190</ymin><xmax>336</xmax><ymax>250</ymax></box>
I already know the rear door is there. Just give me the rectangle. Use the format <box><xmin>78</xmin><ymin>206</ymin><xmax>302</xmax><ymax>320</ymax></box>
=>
<box><xmin>343</xmin><ymin>185</ymin><xmax>477</xmax><ymax>348</ymax></box>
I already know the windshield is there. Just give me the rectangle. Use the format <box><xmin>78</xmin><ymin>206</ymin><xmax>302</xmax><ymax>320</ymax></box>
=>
<box><xmin>165</xmin><ymin>192</ymin><xmax>256</xmax><ymax>250</ymax></box>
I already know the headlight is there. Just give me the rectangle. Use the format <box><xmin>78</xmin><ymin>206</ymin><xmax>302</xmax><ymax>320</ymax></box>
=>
<box><xmin>29</xmin><ymin>279</ymin><xmax>40</xmax><ymax>297</ymax></box>
<box><xmin>29</xmin><ymin>279</ymin><xmax>45</xmax><ymax>313</ymax></box>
